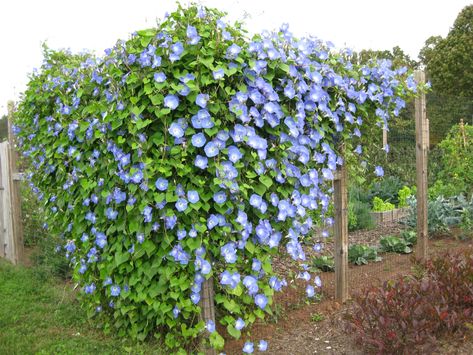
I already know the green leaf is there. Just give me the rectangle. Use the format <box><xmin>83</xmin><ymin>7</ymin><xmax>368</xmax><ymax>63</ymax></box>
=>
<box><xmin>209</xmin><ymin>332</ymin><xmax>225</xmax><ymax>350</ymax></box>
<box><xmin>259</xmin><ymin>175</ymin><xmax>273</xmax><ymax>188</ymax></box>
<box><xmin>227</xmin><ymin>324</ymin><xmax>241</xmax><ymax>339</ymax></box>
<box><xmin>115</xmin><ymin>251</ymin><xmax>129</xmax><ymax>267</ymax></box>
<box><xmin>253</xmin><ymin>183</ymin><xmax>267</xmax><ymax>195</ymax></box>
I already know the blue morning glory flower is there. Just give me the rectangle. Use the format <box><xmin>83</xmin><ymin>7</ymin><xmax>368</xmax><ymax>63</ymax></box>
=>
<box><xmin>243</xmin><ymin>342</ymin><xmax>254</xmax><ymax>354</ymax></box>
<box><xmin>186</xmin><ymin>25</ymin><xmax>201</xmax><ymax>45</ymax></box>
<box><xmin>200</xmin><ymin>259</ymin><xmax>211</xmax><ymax>275</ymax></box>
<box><xmin>85</xmin><ymin>211</ymin><xmax>96</xmax><ymax>224</ymax></box>
<box><xmin>269</xmin><ymin>276</ymin><xmax>283</xmax><ymax>291</ymax></box>
<box><xmin>243</xmin><ymin>275</ymin><xmax>259</xmax><ymax>295</ymax></box>
<box><xmin>226</xmin><ymin>44</ymin><xmax>241</xmax><ymax>59</ymax></box>
<box><xmin>169</xmin><ymin>42</ymin><xmax>184</xmax><ymax>62</ymax></box>
<box><xmin>190</xmin><ymin>293</ymin><xmax>200</xmax><ymax>304</ymax></box>
<box><xmin>169</xmin><ymin>243</ymin><xmax>190</xmax><ymax>265</ymax></box>
<box><xmin>213</xmin><ymin>191</ymin><xmax>226</xmax><ymax>204</ymax></box>
<box><xmin>306</xmin><ymin>285</ymin><xmax>315</xmax><ymax>297</ymax></box>
<box><xmin>251</xmin><ymin>258</ymin><xmax>262</xmax><ymax>272</ymax></box>
<box><xmin>155</xmin><ymin>178</ymin><xmax>169</xmax><ymax>191</ymax></box>
<box><xmin>142</xmin><ymin>206</ymin><xmax>153</xmax><ymax>223</ymax></box>
<box><xmin>314</xmin><ymin>275</ymin><xmax>322</xmax><ymax>288</ymax></box>
<box><xmin>187</xmin><ymin>190</ymin><xmax>200</xmax><ymax>204</ymax></box>
<box><xmin>204</xmin><ymin>141</ymin><xmax>219</xmax><ymax>157</ymax></box>
<box><xmin>191</xmin><ymin>133</ymin><xmax>206</xmax><ymax>147</ymax></box>
<box><xmin>175</xmin><ymin>198</ymin><xmax>188</xmax><ymax>212</ymax></box>
<box><xmin>235</xmin><ymin>317</ymin><xmax>245</xmax><ymax>330</ymax></box>
<box><xmin>254</xmin><ymin>294</ymin><xmax>268</xmax><ymax>309</ymax></box>
<box><xmin>194</xmin><ymin>155</ymin><xmax>208</xmax><ymax>169</ymax></box>
<box><xmin>195</xmin><ymin>93</ymin><xmax>209</xmax><ymax>108</ymax></box>
<box><xmin>154</xmin><ymin>72</ymin><xmax>166</xmax><ymax>82</ymax></box>
<box><xmin>249</xmin><ymin>194</ymin><xmax>263</xmax><ymax>208</ymax></box>
<box><xmin>130</xmin><ymin>170</ymin><xmax>143</xmax><ymax>184</ymax></box>
<box><xmin>213</xmin><ymin>68</ymin><xmax>224</xmax><ymax>80</ymax></box>
<box><xmin>110</xmin><ymin>285</ymin><xmax>121</xmax><ymax>297</ymax></box>
<box><xmin>164</xmin><ymin>95</ymin><xmax>179</xmax><ymax>110</ymax></box>
<box><xmin>168</xmin><ymin>122</ymin><xmax>185</xmax><ymax>138</ymax></box>
<box><xmin>172</xmin><ymin>306</ymin><xmax>180</xmax><ymax>319</ymax></box>
<box><xmin>221</xmin><ymin>243</ymin><xmax>237</xmax><ymax>263</ymax></box>
<box><xmin>375</xmin><ymin>166</ymin><xmax>384</xmax><ymax>177</ymax></box>
<box><xmin>79</xmin><ymin>264</ymin><xmax>87</xmax><ymax>274</ymax></box>
<box><xmin>132</xmin><ymin>234</ymin><xmax>142</xmax><ymax>245</ymax></box>
<box><xmin>206</xmin><ymin>215</ymin><xmax>218</xmax><ymax>230</ymax></box>
<box><xmin>84</xmin><ymin>283</ymin><xmax>96</xmax><ymax>294</ymax></box>
<box><xmin>205</xmin><ymin>320</ymin><xmax>215</xmax><ymax>333</ymax></box>
<box><xmin>258</xmin><ymin>340</ymin><xmax>268</xmax><ymax>351</ymax></box>
<box><xmin>165</xmin><ymin>215</ymin><xmax>177</xmax><ymax>230</ymax></box>
<box><xmin>227</xmin><ymin>145</ymin><xmax>243</xmax><ymax>163</ymax></box>
<box><xmin>105</xmin><ymin>208</ymin><xmax>118</xmax><ymax>220</ymax></box>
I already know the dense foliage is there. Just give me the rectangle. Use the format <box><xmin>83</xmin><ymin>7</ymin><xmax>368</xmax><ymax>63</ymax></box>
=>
<box><xmin>430</xmin><ymin>123</ymin><xmax>473</xmax><ymax>198</ymax></box>
<box><xmin>345</xmin><ymin>250</ymin><xmax>473</xmax><ymax>354</ymax></box>
<box><xmin>422</xmin><ymin>5</ymin><xmax>473</xmax><ymax>97</ymax></box>
<box><xmin>14</xmin><ymin>4</ymin><xmax>418</xmax><ymax>352</ymax></box>
<box><xmin>0</xmin><ymin>115</ymin><xmax>7</xmax><ymax>141</ymax></box>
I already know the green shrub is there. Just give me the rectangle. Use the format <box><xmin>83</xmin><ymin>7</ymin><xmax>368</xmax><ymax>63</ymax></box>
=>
<box><xmin>369</xmin><ymin>176</ymin><xmax>405</xmax><ymax>205</ymax></box>
<box><xmin>0</xmin><ymin>115</ymin><xmax>7</xmax><ymax>142</ymax></box>
<box><xmin>348</xmin><ymin>186</ymin><xmax>375</xmax><ymax>231</ymax></box>
<box><xmin>348</xmin><ymin>244</ymin><xmax>381</xmax><ymax>265</ymax></box>
<box><xmin>431</xmin><ymin>123</ymin><xmax>473</xmax><ymax>198</ymax></box>
<box><xmin>372</xmin><ymin>196</ymin><xmax>395</xmax><ymax>212</ymax></box>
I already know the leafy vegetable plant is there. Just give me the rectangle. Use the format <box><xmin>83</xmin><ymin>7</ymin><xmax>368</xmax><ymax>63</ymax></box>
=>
<box><xmin>348</xmin><ymin>244</ymin><xmax>381</xmax><ymax>265</ymax></box>
<box><xmin>372</xmin><ymin>196</ymin><xmax>395</xmax><ymax>212</ymax></box>
<box><xmin>379</xmin><ymin>235</ymin><xmax>412</xmax><ymax>254</ymax></box>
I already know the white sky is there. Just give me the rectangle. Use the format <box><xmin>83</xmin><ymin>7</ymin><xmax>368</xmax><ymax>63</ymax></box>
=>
<box><xmin>0</xmin><ymin>0</ymin><xmax>471</xmax><ymax>116</ymax></box>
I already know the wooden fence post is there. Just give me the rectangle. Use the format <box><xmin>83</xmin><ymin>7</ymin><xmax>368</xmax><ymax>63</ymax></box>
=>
<box><xmin>199</xmin><ymin>277</ymin><xmax>216</xmax><ymax>355</ymax></box>
<box><xmin>414</xmin><ymin>71</ymin><xmax>428</xmax><ymax>260</ymax></box>
<box><xmin>7</xmin><ymin>102</ymin><xmax>23</xmax><ymax>264</ymax></box>
<box><xmin>334</xmin><ymin>156</ymin><xmax>348</xmax><ymax>302</ymax></box>
<box><xmin>0</xmin><ymin>152</ymin><xmax>5</xmax><ymax>259</ymax></box>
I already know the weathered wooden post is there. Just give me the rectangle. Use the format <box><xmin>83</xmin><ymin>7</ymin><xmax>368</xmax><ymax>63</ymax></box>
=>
<box><xmin>333</xmin><ymin>151</ymin><xmax>348</xmax><ymax>302</ymax></box>
<box><xmin>7</xmin><ymin>101</ymin><xmax>23</xmax><ymax>264</ymax></box>
<box><xmin>414</xmin><ymin>71</ymin><xmax>429</xmax><ymax>260</ymax></box>
<box><xmin>199</xmin><ymin>277</ymin><xmax>216</xmax><ymax>355</ymax></box>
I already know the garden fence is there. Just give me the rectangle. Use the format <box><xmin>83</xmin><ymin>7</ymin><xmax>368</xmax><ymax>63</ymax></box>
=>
<box><xmin>0</xmin><ymin>104</ymin><xmax>23</xmax><ymax>265</ymax></box>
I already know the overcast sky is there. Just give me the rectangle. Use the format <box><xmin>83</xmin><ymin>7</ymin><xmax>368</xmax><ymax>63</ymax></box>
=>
<box><xmin>0</xmin><ymin>0</ymin><xmax>471</xmax><ymax>116</ymax></box>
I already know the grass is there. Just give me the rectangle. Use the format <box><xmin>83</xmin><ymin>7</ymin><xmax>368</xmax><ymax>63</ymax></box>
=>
<box><xmin>0</xmin><ymin>259</ymin><xmax>161</xmax><ymax>355</ymax></box>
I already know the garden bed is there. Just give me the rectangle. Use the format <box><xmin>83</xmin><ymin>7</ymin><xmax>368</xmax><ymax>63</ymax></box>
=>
<box><xmin>370</xmin><ymin>207</ymin><xmax>410</xmax><ymax>225</ymax></box>
<box><xmin>224</xmin><ymin>235</ymin><xmax>473</xmax><ymax>354</ymax></box>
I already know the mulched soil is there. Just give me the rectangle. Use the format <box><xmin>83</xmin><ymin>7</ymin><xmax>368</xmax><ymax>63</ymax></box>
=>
<box><xmin>223</xmin><ymin>221</ymin><xmax>473</xmax><ymax>355</ymax></box>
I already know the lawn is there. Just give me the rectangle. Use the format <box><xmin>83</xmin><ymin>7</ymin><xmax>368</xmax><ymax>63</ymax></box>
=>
<box><xmin>0</xmin><ymin>259</ymin><xmax>160</xmax><ymax>355</ymax></box>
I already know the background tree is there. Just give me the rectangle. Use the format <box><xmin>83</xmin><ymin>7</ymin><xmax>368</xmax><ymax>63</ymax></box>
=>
<box><xmin>0</xmin><ymin>115</ymin><xmax>8</xmax><ymax>142</ymax></box>
<box><xmin>421</xmin><ymin>5</ymin><xmax>473</xmax><ymax>97</ymax></box>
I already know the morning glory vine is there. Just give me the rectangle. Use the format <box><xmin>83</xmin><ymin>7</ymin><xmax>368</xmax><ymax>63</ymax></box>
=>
<box><xmin>14</xmin><ymin>4</ymin><xmax>419</xmax><ymax>353</ymax></box>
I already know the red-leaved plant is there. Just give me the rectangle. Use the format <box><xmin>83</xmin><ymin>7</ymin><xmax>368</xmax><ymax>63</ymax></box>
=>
<box><xmin>344</xmin><ymin>250</ymin><xmax>473</xmax><ymax>354</ymax></box>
